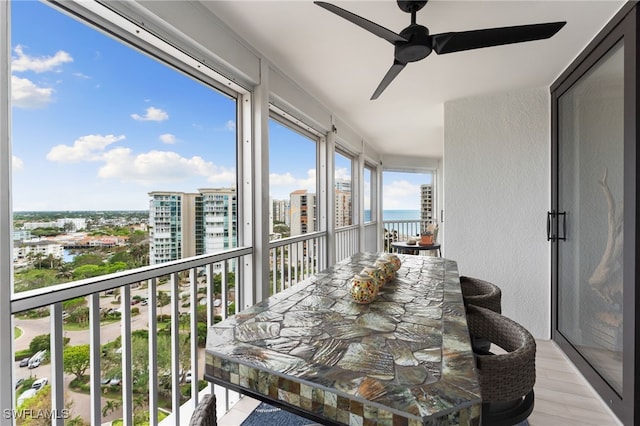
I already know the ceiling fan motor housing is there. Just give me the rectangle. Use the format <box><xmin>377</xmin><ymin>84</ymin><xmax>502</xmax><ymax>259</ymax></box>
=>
<box><xmin>396</xmin><ymin>24</ymin><xmax>432</xmax><ymax>63</ymax></box>
<box><xmin>397</xmin><ymin>1</ymin><xmax>428</xmax><ymax>14</ymax></box>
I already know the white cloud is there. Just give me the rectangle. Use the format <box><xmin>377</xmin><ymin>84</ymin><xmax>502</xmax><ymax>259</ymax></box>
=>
<box><xmin>11</xmin><ymin>75</ymin><xmax>54</xmax><ymax>109</ymax></box>
<box><xmin>98</xmin><ymin>148</ymin><xmax>235</xmax><ymax>185</ymax></box>
<box><xmin>131</xmin><ymin>106</ymin><xmax>169</xmax><ymax>122</ymax></box>
<box><xmin>11</xmin><ymin>45</ymin><xmax>73</xmax><ymax>73</ymax></box>
<box><xmin>73</xmin><ymin>72</ymin><xmax>91</xmax><ymax>79</ymax></box>
<box><xmin>383</xmin><ymin>179</ymin><xmax>420</xmax><ymax>209</ymax></box>
<box><xmin>335</xmin><ymin>167</ymin><xmax>351</xmax><ymax>181</ymax></box>
<box><xmin>159</xmin><ymin>134</ymin><xmax>177</xmax><ymax>144</ymax></box>
<box><xmin>270</xmin><ymin>168</ymin><xmax>316</xmax><ymax>199</ymax></box>
<box><xmin>47</xmin><ymin>134</ymin><xmax>125</xmax><ymax>163</ymax></box>
<box><xmin>12</xmin><ymin>156</ymin><xmax>24</xmax><ymax>171</ymax></box>
<box><xmin>224</xmin><ymin>120</ymin><xmax>235</xmax><ymax>131</ymax></box>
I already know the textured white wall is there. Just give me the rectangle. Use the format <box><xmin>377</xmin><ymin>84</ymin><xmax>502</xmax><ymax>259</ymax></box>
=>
<box><xmin>443</xmin><ymin>87</ymin><xmax>551</xmax><ymax>338</ymax></box>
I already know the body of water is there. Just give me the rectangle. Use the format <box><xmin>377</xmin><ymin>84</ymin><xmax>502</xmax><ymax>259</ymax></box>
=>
<box><xmin>364</xmin><ymin>210</ymin><xmax>420</xmax><ymax>222</ymax></box>
<box><xmin>383</xmin><ymin>210</ymin><xmax>420</xmax><ymax>220</ymax></box>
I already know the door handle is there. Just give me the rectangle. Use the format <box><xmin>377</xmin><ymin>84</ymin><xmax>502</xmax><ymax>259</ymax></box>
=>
<box><xmin>548</xmin><ymin>211</ymin><xmax>567</xmax><ymax>242</ymax></box>
<box><xmin>558</xmin><ymin>211</ymin><xmax>567</xmax><ymax>241</ymax></box>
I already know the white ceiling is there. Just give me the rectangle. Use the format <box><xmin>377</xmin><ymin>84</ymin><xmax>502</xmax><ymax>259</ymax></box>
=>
<box><xmin>201</xmin><ymin>1</ymin><xmax>624</xmax><ymax>159</ymax></box>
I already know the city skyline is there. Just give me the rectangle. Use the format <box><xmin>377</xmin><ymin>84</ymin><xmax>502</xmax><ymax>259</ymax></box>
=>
<box><xmin>10</xmin><ymin>1</ymin><xmax>432</xmax><ymax>213</ymax></box>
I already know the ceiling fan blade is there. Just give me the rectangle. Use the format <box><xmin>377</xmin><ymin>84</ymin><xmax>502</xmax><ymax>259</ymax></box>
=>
<box><xmin>371</xmin><ymin>61</ymin><xmax>406</xmax><ymax>100</ymax></box>
<box><xmin>432</xmin><ymin>21</ymin><xmax>566</xmax><ymax>54</ymax></box>
<box><xmin>315</xmin><ymin>1</ymin><xmax>407</xmax><ymax>44</ymax></box>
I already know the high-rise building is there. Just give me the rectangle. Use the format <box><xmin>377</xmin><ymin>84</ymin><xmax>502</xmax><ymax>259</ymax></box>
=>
<box><xmin>200</xmin><ymin>188</ymin><xmax>237</xmax><ymax>254</ymax></box>
<box><xmin>290</xmin><ymin>190</ymin><xmax>316</xmax><ymax>236</ymax></box>
<box><xmin>272</xmin><ymin>199</ymin><xmax>290</xmax><ymax>227</ymax></box>
<box><xmin>148</xmin><ymin>189</ymin><xmax>237</xmax><ymax>265</ymax></box>
<box><xmin>334</xmin><ymin>189</ymin><xmax>352</xmax><ymax>227</ymax></box>
<box><xmin>335</xmin><ymin>179</ymin><xmax>352</xmax><ymax>227</ymax></box>
<box><xmin>420</xmin><ymin>184</ymin><xmax>434</xmax><ymax>224</ymax></box>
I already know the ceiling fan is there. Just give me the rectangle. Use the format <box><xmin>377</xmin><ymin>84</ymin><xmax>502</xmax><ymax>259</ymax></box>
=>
<box><xmin>315</xmin><ymin>1</ymin><xmax>566</xmax><ymax>100</ymax></box>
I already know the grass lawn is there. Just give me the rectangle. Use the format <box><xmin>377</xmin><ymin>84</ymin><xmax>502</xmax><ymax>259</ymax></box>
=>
<box><xmin>14</xmin><ymin>326</ymin><xmax>22</xmax><ymax>339</ymax></box>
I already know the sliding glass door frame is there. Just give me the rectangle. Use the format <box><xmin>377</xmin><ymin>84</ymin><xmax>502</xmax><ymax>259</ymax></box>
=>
<box><xmin>551</xmin><ymin>3</ymin><xmax>638</xmax><ymax>424</ymax></box>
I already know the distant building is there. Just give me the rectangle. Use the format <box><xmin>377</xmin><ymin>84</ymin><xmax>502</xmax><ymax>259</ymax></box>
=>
<box><xmin>148</xmin><ymin>189</ymin><xmax>237</xmax><ymax>266</ymax></box>
<box><xmin>290</xmin><ymin>190</ymin><xmax>316</xmax><ymax>236</ymax></box>
<box><xmin>21</xmin><ymin>218</ymin><xmax>86</xmax><ymax>231</ymax></box>
<box><xmin>13</xmin><ymin>240</ymin><xmax>64</xmax><ymax>263</ymax></box>
<box><xmin>57</xmin><ymin>218</ymin><xmax>87</xmax><ymax>231</ymax></box>
<box><xmin>199</xmin><ymin>188</ymin><xmax>237</xmax><ymax>255</ymax></box>
<box><xmin>420</xmin><ymin>184</ymin><xmax>434</xmax><ymax>224</ymax></box>
<box><xmin>22</xmin><ymin>221</ymin><xmax>58</xmax><ymax>230</ymax></box>
<box><xmin>13</xmin><ymin>230</ymin><xmax>32</xmax><ymax>241</ymax></box>
<box><xmin>272</xmin><ymin>199</ymin><xmax>290</xmax><ymax>226</ymax></box>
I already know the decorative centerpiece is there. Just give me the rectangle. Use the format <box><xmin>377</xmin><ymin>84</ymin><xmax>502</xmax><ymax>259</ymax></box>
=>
<box><xmin>381</xmin><ymin>253</ymin><xmax>402</xmax><ymax>272</ymax></box>
<box><xmin>375</xmin><ymin>257</ymin><xmax>395</xmax><ymax>282</ymax></box>
<box><xmin>360</xmin><ymin>266</ymin><xmax>385</xmax><ymax>291</ymax></box>
<box><xmin>349</xmin><ymin>274</ymin><xmax>378</xmax><ymax>304</ymax></box>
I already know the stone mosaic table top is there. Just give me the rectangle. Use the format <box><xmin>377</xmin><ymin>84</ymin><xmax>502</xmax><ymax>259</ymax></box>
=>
<box><xmin>205</xmin><ymin>252</ymin><xmax>481</xmax><ymax>425</ymax></box>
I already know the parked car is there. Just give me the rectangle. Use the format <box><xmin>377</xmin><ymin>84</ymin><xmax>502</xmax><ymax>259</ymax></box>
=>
<box><xmin>100</xmin><ymin>378</ymin><xmax>111</xmax><ymax>387</ymax></box>
<box><xmin>31</xmin><ymin>378</ymin><xmax>48</xmax><ymax>390</ymax></box>
<box><xmin>19</xmin><ymin>357</ymin><xmax>29</xmax><ymax>367</ymax></box>
<box><xmin>28</xmin><ymin>359</ymin><xmax>41</xmax><ymax>369</ymax></box>
<box><xmin>15</xmin><ymin>378</ymin><xmax>24</xmax><ymax>389</ymax></box>
<box><xmin>109</xmin><ymin>377</ymin><xmax>121</xmax><ymax>387</ymax></box>
<box><xmin>185</xmin><ymin>371</ymin><xmax>192</xmax><ymax>383</ymax></box>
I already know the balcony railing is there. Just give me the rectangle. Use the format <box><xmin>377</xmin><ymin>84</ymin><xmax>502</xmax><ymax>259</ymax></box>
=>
<box><xmin>268</xmin><ymin>231</ymin><xmax>327</xmax><ymax>294</ymax></box>
<box><xmin>382</xmin><ymin>219</ymin><xmax>430</xmax><ymax>252</ymax></box>
<box><xmin>335</xmin><ymin>224</ymin><xmax>359</xmax><ymax>262</ymax></box>
<box><xmin>10</xmin><ymin>248</ymin><xmax>252</xmax><ymax>425</ymax></box>
<box><xmin>9</xmin><ymin>230</ymin><xmax>333</xmax><ymax>425</ymax></box>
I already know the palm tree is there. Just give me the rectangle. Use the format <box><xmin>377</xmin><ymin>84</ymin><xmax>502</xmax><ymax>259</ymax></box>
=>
<box><xmin>102</xmin><ymin>398</ymin><xmax>122</xmax><ymax>417</ymax></box>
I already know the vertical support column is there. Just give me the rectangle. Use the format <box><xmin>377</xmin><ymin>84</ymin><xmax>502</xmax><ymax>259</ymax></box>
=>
<box><xmin>50</xmin><ymin>303</ymin><xmax>65</xmax><ymax>426</ymax></box>
<box><xmin>121</xmin><ymin>284</ymin><xmax>133</xmax><ymax>426</ymax></box>
<box><xmin>169</xmin><ymin>273</ymin><xmax>181</xmax><ymax>425</ymax></box>
<box><xmin>251</xmin><ymin>61</ymin><xmax>270</xmax><ymax>304</ymax></box>
<box><xmin>189</xmin><ymin>267</ymin><xmax>199</xmax><ymax>406</ymax></box>
<box><xmin>325</xmin><ymin>127</ymin><xmax>335</xmax><ymax>267</ymax></box>
<box><xmin>376</xmin><ymin>161</ymin><xmax>384</xmax><ymax>253</ymax></box>
<box><xmin>89</xmin><ymin>293</ymin><xmax>102</xmax><ymax>425</ymax></box>
<box><xmin>147</xmin><ymin>278</ymin><xmax>159</xmax><ymax>425</ymax></box>
<box><xmin>356</xmin><ymin>147</ymin><xmax>365</xmax><ymax>252</ymax></box>
<box><xmin>0</xmin><ymin>2</ymin><xmax>13</xmax><ymax>424</ymax></box>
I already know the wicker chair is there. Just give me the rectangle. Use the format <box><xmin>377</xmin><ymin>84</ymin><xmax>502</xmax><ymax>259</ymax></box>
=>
<box><xmin>460</xmin><ymin>276</ymin><xmax>502</xmax><ymax>353</ymax></box>
<box><xmin>460</xmin><ymin>276</ymin><xmax>502</xmax><ymax>313</ymax></box>
<box><xmin>466</xmin><ymin>305</ymin><xmax>536</xmax><ymax>426</ymax></box>
<box><xmin>189</xmin><ymin>394</ymin><xmax>217</xmax><ymax>426</ymax></box>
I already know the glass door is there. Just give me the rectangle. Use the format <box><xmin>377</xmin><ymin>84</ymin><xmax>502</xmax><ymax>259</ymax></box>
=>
<box><xmin>556</xmin><ymin>40</ymin><xmax>624</xmax><ymax>394</ymax></box>
<box><xmin>551</xmin><ymin>5</ymin><xmax>637</xmax><ymax>423</ymax></box>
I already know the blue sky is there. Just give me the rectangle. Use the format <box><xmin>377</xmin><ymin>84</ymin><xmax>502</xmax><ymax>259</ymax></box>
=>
<box><xmin>10</xmin><ymin>1</ymin><xmax>431</xmax><ymax>212</ymax></box>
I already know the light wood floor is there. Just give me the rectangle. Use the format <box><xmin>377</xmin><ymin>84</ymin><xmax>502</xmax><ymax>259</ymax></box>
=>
<box><xmin>218</xmin><ymin>339</ymin><xmax>622</xmax><ymax>426</ymax></box>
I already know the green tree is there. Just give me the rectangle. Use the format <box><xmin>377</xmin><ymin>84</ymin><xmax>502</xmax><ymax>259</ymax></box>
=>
<box><xmin>62</xmin><ymin>297</ymin><xmax>86</xmax><ymax>311</ymax></box>
<box><xmin>102</xmin><ymin>399</ymin><xmax>122</xmax><ymax>418</ymax></box>
<box><xmin>72</xmin><ymin>253</ymin><xmax>103</xmax><ymax>267</ymax></box>
<box><xmin>157</xmin><ymin>291</ymin><xmax>170</xmax><ymax>307</ymax></box>
<box><xmin>73</xmin><ymin>264</ymin><xmax>102</xmax><ymax>279</ymax></box>
<box><xmin>109</xmin><ymin>250</ymin><xmax>133</xmax><ymax>265</ymax></box>
<box><xmin>29</xmin><ymin>334</ymin><xmax>50</xmax><ymax>354</ymax></box>
<box><xmin>63</xmin><ymin>344</ymin><xmax>90</xmax><ymax>380</ymax></box>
